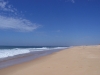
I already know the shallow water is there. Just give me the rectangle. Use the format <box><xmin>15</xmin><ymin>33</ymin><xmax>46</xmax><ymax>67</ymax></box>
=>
<box><xmin>0</xmin><ymin>46</ymin><xmax>68</xmax><ymax>69</ymax></box>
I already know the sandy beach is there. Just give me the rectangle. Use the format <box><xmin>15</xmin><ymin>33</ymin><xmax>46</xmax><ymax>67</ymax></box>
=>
<box><xmin>0</xmin><ymin>45</ymin><xmax>100</xmax><ymax>75</ymax></box>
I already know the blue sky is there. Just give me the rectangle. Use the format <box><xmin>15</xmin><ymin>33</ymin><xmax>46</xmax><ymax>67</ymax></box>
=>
<box><xmin>0</xmin><ymin>0</ymin><xmax>100</xmax><ymax>46</ymax></box>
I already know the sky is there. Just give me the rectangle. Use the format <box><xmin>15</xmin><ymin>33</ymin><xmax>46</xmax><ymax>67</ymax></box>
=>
<box><xmin>0</xmin><ymin>0</ymin><xmax>100</xmax><ymax>46</ymax></box>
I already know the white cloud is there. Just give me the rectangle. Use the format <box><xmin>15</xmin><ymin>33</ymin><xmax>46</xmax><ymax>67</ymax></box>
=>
<box><xmin>0</xmin><ymin>15</ymin><xmax>39</xmax><ymax>32</ymax></box>
<box><xmin>0</xmin><ymin>0</ymin><xmax>40</xmax><ymax>32</ymax></box>
<box><xmin>0</xmin><ymin>0</ymin><xmax>16</xmax><ymax>12</ymax></box>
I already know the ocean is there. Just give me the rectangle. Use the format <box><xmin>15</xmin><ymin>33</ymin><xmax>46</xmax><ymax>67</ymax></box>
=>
<box><xmin>0</xmin><ymin>46</ymin><xmax>68</xmax><ymax>69</ymax></box>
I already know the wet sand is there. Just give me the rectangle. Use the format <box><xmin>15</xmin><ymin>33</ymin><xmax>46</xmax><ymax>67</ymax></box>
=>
<box><xmin>0</xmin><ymin>45</ymin><xmax>100</xmax><ymax>75</ymax></box>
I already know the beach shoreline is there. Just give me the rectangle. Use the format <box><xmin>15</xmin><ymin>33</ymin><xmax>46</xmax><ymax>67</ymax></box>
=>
<box><xmin>0</xmin><ymin>48</ymin><xmax>68</xmax><ymax>69</ymax></box>
<box><xmin>0</xmin><ymin>45</ymin><xmax>100</xmax><ymax>75</ymax></box>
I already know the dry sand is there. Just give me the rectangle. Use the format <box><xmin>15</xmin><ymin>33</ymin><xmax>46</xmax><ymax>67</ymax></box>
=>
<box><xmin>0</xmin><ymin>45</ymin><xmax>100</xmax><ymax>75</ymax></box>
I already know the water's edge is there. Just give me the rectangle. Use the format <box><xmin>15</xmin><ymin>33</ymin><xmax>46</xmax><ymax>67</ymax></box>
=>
<box><xmin>0</xmin><ymin>48</ymin><xmax>68</xmax><ymax>69</ymax></box>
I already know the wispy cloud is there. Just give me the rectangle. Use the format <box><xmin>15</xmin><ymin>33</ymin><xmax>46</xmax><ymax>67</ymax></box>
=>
<box><xmin>71</xmin><ymin>0</ymin><xmax>75</xmax><ymax>3</ymax></box>
<box><xmin>0</xmin><ymin>15</ymin><xmax>39</xmax><ymax>32</ymax></box>
<box><xmin>0</xmin><ymin>0</ymin><xmax>40</xmax><ymax>32</ymax></box>
<box><xmin>0</xmin><ymin>0</ymin><xmax>16</xmax><ymax>13</ymax></box>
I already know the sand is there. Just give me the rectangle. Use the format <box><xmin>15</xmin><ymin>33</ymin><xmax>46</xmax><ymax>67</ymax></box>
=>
<box><xmin>0</xmin><ymin>45</ymin><xmax>100</xmax><ymax>75</ymax></box>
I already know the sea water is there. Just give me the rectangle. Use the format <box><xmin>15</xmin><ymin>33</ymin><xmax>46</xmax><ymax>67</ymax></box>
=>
<box><xmin>0</xmin><ymin>46</ymin><xmax>68</xmax><ymax>69</ymax></box>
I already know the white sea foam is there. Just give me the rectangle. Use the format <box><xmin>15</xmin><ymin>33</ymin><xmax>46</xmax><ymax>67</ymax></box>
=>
<box><xmin>0</xmin><ymin>47</ymin><xmax>68</xmax><ymax>59</ymax></box>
